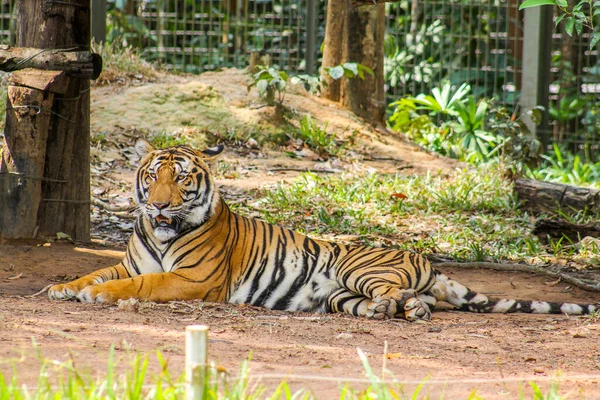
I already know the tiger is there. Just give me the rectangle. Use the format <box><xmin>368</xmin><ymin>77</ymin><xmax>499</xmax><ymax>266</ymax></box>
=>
<box><xmin>48</xmin><ymin>139</ymin><xmax>599</xmax><ymax>321</ymax></box>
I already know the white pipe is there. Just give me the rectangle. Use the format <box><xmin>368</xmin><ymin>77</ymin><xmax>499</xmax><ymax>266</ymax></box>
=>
<box><xmin>185</xmin><ymin>324</ymin><xmax>209</xmax><ymax>400</ymax></box>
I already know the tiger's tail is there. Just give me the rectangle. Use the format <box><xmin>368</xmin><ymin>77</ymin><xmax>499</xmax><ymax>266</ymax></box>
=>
<box><xmin>433</xmin><ymin>272</ymin><xmax>599</xmax><ymax>315</ymax></box>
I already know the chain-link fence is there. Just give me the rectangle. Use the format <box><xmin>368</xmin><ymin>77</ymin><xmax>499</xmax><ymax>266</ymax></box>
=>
<box><xmin>1</xmin><ymin>0</ymin><xmax>599</xmax><ymax>158</ymax></box>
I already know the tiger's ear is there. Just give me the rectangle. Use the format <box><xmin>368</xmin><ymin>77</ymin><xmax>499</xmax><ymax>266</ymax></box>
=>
<box><xmin>200</xmin><ymin>143</ymin><xmax>224</xmax><ymax>160</ymax></box>
<box><xmin>135</xmin><ymin>138</ymin><xmax>156</xmax><ymax>157</ymax></box>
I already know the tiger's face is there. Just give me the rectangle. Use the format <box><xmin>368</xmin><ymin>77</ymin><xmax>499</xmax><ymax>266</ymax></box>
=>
<box><xmin>134</xmin><ymin>139</ymin><xmax>224</xmax><ymax>241</ymax></box>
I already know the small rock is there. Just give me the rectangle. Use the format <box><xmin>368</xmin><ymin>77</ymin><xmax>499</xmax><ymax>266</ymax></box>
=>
<box><xmin>117</xmin><ymin>298</ymin><xmax>140</xmax><ymax>312</ymax></box>
<box><xmin>336</xmin><ymin>332</ymin><xmax>353</xmax><ymax>340</ymax></box>
<box><xmin>428</xmin><ymin>326</ymin><xmax>442</xmax><ymax>333</ymax></box>
<box><xmin>246</xmin><ymin>138</ymin><xmax>259</xmax><ymax>148</ymax></box>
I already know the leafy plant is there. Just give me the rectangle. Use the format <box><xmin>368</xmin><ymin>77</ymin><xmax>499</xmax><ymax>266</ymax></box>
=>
<box><xmin>323</xmin><ymin>62</ymin><xmax>374</xmax><ymax>81</ymax></box>
<box><xmin>451</xmin><ymin>97</ymin><xmax>497</xmax><ymax>163</ymax></box>
<box><xmin>291</xmin><ymin>63</ymin><xmax>375</xmax><ymax>95</ymax></box>
<box><xmin>488</xmin><ymin>103</ymin><xmax>544</xmax><ymax>174</ymax></box>
<box><xmin>402</xmin><ymin>82</ymin><xmax>471</xmax><ymax>117</ymax></box>
<box><xmin>248</xmin><ymin>65</ymin><xmax>289</xmax><ymax>107</ymax></box>
<box><xmin>389</xmin><ymin>82</ymin><xmax>501</xmax><ymax>163</ymax></box>
<box><xmin>519</xmin><ymin>0</ymin><xmax>600</xmax><ymax>49</ymax></box>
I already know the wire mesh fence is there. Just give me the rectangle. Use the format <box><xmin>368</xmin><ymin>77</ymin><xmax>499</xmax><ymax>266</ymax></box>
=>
<box><xmin>0</xmin><ymin>0</ymin><xmax>598</xmax><ymax>158</ymax></box>
<box><xmin>384</xmin><ymin>0</ymin><xmax>523</xmax><ymax>111</ymax></box>
<box><xmin>118</xmin><ymin>0</ymin><xmax>326</xmax><ymax>74</ymax></box>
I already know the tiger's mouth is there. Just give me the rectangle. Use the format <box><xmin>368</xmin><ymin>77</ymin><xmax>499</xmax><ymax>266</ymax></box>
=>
<box><xmin>155</xmin><ymin>215</ymin><xmax>172</xmax><ymax>226</ymax></box>
<box><xmin>152</xmin><ymin>214</ymin><xmax>179</xmax><ymax>232</ymax></box>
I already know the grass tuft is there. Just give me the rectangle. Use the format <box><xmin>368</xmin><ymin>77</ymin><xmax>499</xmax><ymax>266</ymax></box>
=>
<box><xmin>92</xmin><ymin>40</ymin><xmax>158</xmax><ymax>86</ymax></box>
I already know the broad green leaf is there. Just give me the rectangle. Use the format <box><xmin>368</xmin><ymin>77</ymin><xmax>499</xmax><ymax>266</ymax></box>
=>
<box><xmin>519</xmin><ymin>0</ymin><xmax>556</xmax><ymax>9</ymax></box>
<box><xmin>565</xmin><ymin>17</ymin><xmax>575</xmax><ymax>36</ymax></box>
<box><xmin>256</xmin><ymin>79</ymin><xmax>268</xmax><ymax>96</ymax></box>
<box><xmin>342</xmin><ymin>62</ymin><xmax>359</xmax><ymax>77</ymax></box>
<box><xmin>554</xmin><ymin>13</ymin><xmax>566</xmax><ymax>26</ymax></box>
<box><xmin>357</xmin><ymin>64</ymin><xmax>374</xmax><ymax>76</ymax></box>
<box><xmin>555</xmin><ymin>0</ymin><xmax>568</xmax><ymax>7</ymax></box>
<box><xmin>327</xmin><ymin>65</ymin><xmax>344</xmax><ymax>80</ymax></box>
<box><xmin>591</xmin><ymin>31</ymin><xmax>600</xmax><ymax>49</ymax></box>
<box><xmin>275</xmin><ymin>79</ymin><xmax>286</xmax><ymax>92</ymax></box>
<box><xmin>575</xmin><ymin>19</ymin><xmax>583</xmax><ymax>36</ymax></box>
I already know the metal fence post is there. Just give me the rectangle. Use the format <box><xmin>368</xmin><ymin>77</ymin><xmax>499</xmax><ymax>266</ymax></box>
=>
<box><xmin>305</xmin><ymin>0</ymin><xmax>317</xmax><ymax>74</ymax></box>
<box><xmin>520</xmin><ymin>7</ymin><xmax>553</xmax><ymax>146</ymax></box>
<box><xmin>92</xmin><ymin>0</ymin><xmax>107</xmax><ymax>43</ymax></box>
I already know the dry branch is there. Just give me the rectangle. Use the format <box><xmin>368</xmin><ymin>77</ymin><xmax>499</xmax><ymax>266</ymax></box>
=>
<box><xmin>267</xmin><ymin>167</ymin><xmax>340</xmax><ymax>174</ymax></box>
<box><xmin>433</xmin><ymin>261</ymin><xmax>600</xmax><ymax>292</ymax></box>
<box><xmin>0</xmin><ymin>45</ymin><xmax>102</xmax><ymax>79</ymax></box>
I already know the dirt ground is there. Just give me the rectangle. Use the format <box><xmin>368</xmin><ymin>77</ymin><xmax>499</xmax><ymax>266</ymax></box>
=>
<box><xmin>3</xmin><ymin>70</ymin><xmax>600</xmax><ymax>398</ymax></box>
<box><xmin>3</xmin><ymin>244</ymin><xmax>600</xmax><ymax>398</ymax></box>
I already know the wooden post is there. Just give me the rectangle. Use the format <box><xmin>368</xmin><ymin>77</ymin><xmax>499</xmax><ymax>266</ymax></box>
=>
<box><xmin>0</xmin><ymin>86</ymin><xmax>54</xmax><ymax>238</ymax></box>
<box><xmin>185</xmin><ymin>325</ymin><xmax>209</xmax><ymax>400</ymax></box>
<box><xmin>0</xmin><ymin>0</ymin><xmax>94</xmax><ymax>241</ymax></box>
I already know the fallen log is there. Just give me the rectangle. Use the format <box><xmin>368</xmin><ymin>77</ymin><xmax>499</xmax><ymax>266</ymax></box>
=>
<box><xmin>514</xmin><ymin>178</ymin><xmax>600</xmax><ymax>215</ymax></box>
<box><xmin>533</xmin><ymin>219</ymin><xmax>600</xmax><ymax>243</ymax></box>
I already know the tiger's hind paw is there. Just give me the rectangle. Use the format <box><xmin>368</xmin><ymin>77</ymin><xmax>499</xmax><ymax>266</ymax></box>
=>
<box><xmin>404</xmin><ymin>297</ymin><xmax>431</xmax><ymax>322</ymax></box>
<box><xmin>366</xmin><ymin>296</ymin><xmax>398</xmax><ymax>320</ymax></box>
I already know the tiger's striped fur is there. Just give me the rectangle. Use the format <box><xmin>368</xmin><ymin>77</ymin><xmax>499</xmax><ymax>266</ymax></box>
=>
<box><xmin>48</xmin><ymin>140</ymin><xmax>599</xmax><ymax>320</ymax></box>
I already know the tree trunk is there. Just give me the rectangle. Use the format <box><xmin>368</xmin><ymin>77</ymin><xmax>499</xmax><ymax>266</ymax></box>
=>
<box><xmin>321</xmin><ymin>1</ymin><xmax>386</xmax><ymax>125</ymax></box>
<box><xmin>514</xmin><ymin>178</ymin><xmax>600</xmax><ymax>215</ymax></box>
<box><xmin>0</xmin><ymin>0</ymin><xmax>91</xmax><ymax>241</ymax></box>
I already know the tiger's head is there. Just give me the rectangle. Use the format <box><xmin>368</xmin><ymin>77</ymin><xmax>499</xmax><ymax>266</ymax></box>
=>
<box><xmin>134</xmin><ymin>138</ymin><xmax>224</xmax><ymax>242</ymax></box>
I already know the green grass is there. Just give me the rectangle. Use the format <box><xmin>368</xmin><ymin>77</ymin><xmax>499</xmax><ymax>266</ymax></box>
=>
<box><xmin>231</xmin><ymin>164</ymin><xmax>599</xmax><ymax>266</ymax></box>
<box><xmin>2</xmin><ymin>344</ymin><xmax>570</xmax><ymax>400</ymax></box>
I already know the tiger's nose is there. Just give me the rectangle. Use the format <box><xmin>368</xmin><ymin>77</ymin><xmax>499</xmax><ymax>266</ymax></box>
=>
<box><xmin>153</xmin><ymin>202</ymin><xmax>169</xmax><ymax>210</ymax></box>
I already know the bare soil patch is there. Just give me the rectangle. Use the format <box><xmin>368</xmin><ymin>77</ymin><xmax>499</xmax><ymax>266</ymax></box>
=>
<box><xmin>2</xmin><ymin>243</ymin><xmax>600</xmax><ymax>398</ymax></box>
<box><xmin>2</xmin><ymin>69</ymin><xmax>600</xmax><ymax>398</ymax></box>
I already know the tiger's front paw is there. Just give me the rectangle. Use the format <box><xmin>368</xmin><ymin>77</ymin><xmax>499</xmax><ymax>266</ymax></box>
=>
<box><xmin>48</xmin><ymin>283</ymin><xmax>80</xmax><ymax>300</ymax></box>
<box><xmin>76</xmin><ymin>285</ymin><xmax>119</xmax><ymax>304</ymax></box>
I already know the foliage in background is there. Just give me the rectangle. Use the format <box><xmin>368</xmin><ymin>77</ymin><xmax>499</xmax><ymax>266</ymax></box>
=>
<box><xmin>388</xmin><ymin>82</ymin><xmax>543</xmax><ymax>172</ymax></box>
<box><xmin>526</xmin><ymin>144</ymin><xmax>600</xmax><ymax>188</ymax></box>
<box><xmin>519</xmin><ymin>0</ymin><xmax>600</xmax><ymax>49</ymax></box>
